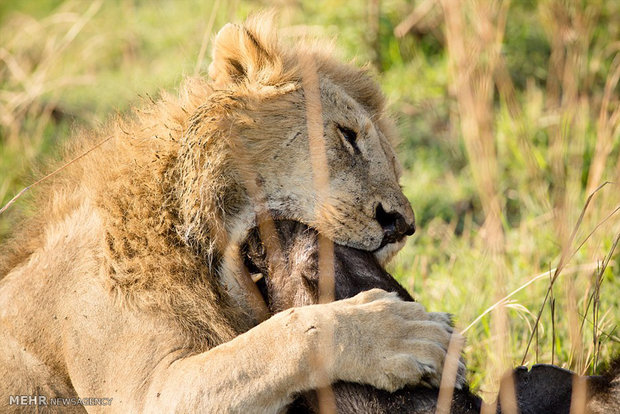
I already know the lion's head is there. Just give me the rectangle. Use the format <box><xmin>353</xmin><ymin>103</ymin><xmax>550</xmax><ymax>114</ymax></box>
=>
<box><xmin>175</xmin><ymin>15</ymin><xmax>414</xmax><ymax>272</ymax></box>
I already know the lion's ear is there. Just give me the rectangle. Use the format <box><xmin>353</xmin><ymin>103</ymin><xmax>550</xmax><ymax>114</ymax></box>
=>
<box><xmin>208</xmin><ymin>19</ymin><xmax>284</xmax><ymax>87</ymax></box>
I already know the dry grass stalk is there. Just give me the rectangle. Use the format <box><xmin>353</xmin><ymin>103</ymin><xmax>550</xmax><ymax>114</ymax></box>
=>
<box><xmin>225</xmin><ymin>118</ymin><xmax>280</xmax><ymax>322</ymax></box>
<box><xmin>439</xmin><ymin>0</ymin><xmax>514</xmax><ymax>405</ymax></box>
<box><xmin>435</xmin><ymin>332</ymin><xmax>465</xmax><ymax>413</ymax></box>
<box><xmin>394</xmin><ymin>0</ymin><xmax>437</xmax><ymax>38</ymax></box>
<box><xmin>432</xmin><ymin>0</ymin><xmax>620</xmax><ymax>399</ymax></box>
<box><xmin>588</xmin><ymin>233</ymin><xmax>619</xmax><ymax>374</ymax></box>
<box><xmin>521</xmin><ymin>181</ymin><xmax>616</xmax><ymax>366</ymax></box>
<box><xmin>0</xmin><ymin>1</ymin><xmax>101</xmax><ymax>145</ymax></box>
<box><xmin>194</xmin><ymin>0</ymin><xmax>222</xmax><ymax>76</ymax></box>
<box><xmin>0</xmin><ymin>135</ymin><xmax>112</xmax><ymax>216</ymax></box>
<box><xmin>300</xmin><ymin>51</ymin><xmax>337</xmax><ymax>414</ymax></box>
<box><xmin>462</xmin><ymin>262</ymin><xmax>599</xmax><ymax>335</ymax></box>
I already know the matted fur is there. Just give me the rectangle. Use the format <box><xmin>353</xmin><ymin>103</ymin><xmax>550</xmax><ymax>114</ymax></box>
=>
<box><xmin>0</xmin><ymin>14</ymin><xmax>451</xmax><ymax>413</ymax></box>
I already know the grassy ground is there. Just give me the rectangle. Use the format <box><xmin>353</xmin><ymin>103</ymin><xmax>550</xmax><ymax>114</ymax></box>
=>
<box><xmin>1</xmin><ymin>0</ymin><xmax>618</xmax><ymax>398</ymax></box>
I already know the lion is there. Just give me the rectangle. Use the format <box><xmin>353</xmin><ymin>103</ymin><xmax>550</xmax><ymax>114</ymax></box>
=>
<box><xmin>0</xmin><ymin>15</ymin><xmax>460</xmax><ymax>412</ymax></box>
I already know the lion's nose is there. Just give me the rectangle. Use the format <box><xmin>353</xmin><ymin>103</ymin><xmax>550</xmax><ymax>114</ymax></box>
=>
<box><xmin>375</xmin><ymin>203</ymin><xmax>416</xmax><ymax>247</ymax></box>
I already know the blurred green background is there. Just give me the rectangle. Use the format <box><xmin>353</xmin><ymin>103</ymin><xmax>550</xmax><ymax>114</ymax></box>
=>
<box><xmin>1</xmin><ymin>0</ymin><xmax>618</xmax><ymax>395</ymax></box>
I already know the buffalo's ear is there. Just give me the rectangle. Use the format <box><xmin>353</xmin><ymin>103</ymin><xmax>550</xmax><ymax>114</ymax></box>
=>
<box><xmin>208</xmin><ymin>17</ymin><xmax>284</xmax><ymax>87</ymax></box>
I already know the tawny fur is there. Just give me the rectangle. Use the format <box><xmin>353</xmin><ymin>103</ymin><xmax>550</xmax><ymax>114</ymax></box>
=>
<box><xmin>0</xmin><ymin>15</ymin><xmax>450</xmax><ymax>413</ymax></box>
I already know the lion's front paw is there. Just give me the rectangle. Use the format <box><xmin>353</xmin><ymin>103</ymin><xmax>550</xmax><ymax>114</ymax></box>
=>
<box><xmin>326</xmin><ymin>289</ymin><xmax>464</xmax><ymax>392</ymax></box>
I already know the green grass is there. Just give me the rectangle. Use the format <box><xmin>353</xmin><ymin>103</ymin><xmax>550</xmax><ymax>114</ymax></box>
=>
<box><xmin>1</xmin><ymin>0</ymin><xmax>618</xmax><ymax>396</ymax></box>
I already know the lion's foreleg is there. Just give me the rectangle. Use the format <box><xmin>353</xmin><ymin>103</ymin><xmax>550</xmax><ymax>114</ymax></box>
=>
<box><xmin>143</xmin><ymin>290</ymin><xmax>458</xmax><ymax>413</ymax></box>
